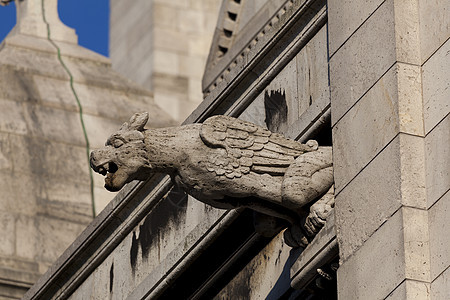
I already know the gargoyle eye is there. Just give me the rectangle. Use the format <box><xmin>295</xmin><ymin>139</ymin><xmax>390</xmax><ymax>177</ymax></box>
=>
<box><xmin>113</xmin><ymin>140</ymin><xmax>124</xmax><ymax>148</ymax></box>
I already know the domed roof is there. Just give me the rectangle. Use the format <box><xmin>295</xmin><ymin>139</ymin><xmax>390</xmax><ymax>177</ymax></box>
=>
<box><xmin>0</xmin><ymin>0</ymin><xmax>175</xmax><ymax>294</ymax></box>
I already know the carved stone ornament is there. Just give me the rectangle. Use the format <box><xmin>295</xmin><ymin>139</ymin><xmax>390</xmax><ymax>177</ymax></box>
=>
<box><xmin>90</xmin><ymin>112</ymin><xmax>334</xmax><ymax>247</ymax></box>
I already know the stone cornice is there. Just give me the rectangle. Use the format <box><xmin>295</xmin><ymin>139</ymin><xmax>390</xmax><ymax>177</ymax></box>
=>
<box><xmin>191</xmin><ymin>0</ymin><xmax>327</xmax><ymax>125</ymax></box>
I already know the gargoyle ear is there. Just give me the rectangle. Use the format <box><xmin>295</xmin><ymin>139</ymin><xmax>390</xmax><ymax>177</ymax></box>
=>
<box><xmin>128</xmin><ymin>112</ymin><xmax>149</xmax><ymax>131</ymax></box>
<box><xmin>119</xmin><ymin>122</ymin><xmax>129</xmax><ymax>131</ymax></box>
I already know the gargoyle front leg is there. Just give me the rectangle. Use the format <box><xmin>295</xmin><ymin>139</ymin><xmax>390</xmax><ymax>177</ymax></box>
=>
<box><xmin>304</xmin><ymin>185</ymin><xmax>334</xmax><ymax>237</ymax></box>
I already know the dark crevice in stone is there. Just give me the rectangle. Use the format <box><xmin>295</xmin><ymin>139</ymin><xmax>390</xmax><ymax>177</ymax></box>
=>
<box><xmin>264</xmin><ymin>89</ymin><xmax>288</xmax><ymax>133</ymax></box>
<box><xmin>109</xmin><ymin>262</ymin><xmax>114</xmax><ymax>294</ymax></box>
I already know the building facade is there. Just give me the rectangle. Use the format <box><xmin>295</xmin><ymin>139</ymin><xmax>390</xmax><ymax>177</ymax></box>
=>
<box><xmin>24</xmin><ymin>0</ymin><xmax>450</xmax><ymax>299</ymax></box>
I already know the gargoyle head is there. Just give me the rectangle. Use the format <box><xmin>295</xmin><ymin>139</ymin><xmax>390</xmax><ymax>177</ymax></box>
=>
<box><xmin>90</xmin><ymin>112</ymin><xmax>152</xmax><ymax>192</ymax></box>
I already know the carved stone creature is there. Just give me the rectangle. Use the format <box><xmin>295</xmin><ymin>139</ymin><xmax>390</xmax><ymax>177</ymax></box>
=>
<box><xmin>90</xmin><ymin>112</ymin><xmax>334</xmax><ymax>247</ymax></box>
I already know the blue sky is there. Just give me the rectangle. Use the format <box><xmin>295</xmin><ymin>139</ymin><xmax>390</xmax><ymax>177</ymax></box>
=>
<box><xmin>0</xmin><ymin>0</ymin><xmax>109</xmax><ymax>57</ymax></box>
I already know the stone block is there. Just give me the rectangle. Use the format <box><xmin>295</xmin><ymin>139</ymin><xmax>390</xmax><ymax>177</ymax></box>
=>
<box><xmin>153</xmin><ymin>27</ymin><xmax>189</xmax><ymax>54</ymax></box>
<box><xmin>68</xmin><ymin>272</ymin><xmax>94</xmax><ymax>300</ymax></box>
<box><xmin>0</xmin><ymin>99</ymin><xmax>29</xmax><ymax>135</ymax></box>
<box><xmin>422</xmin><ymin>38</ymin><xmax>450</xmax><ymax>134</ymax></box>
<box><xmin>126</xmin><ymin>33</ymin><xmax>153</xmax><ymax>75</ymax></box>
<box><xmin>153</xmin><ymin>49</ymin><xmax>180</xmax><ymax>76</ymax></box>
<box><xmin>33</xmin><ymin>76</ymin><xmax>78</xmax><ymax>111</ymax></box>
<box><xmin>327</xmin><ymin>0</ymin><xmax>384</xmax><ymax>56</ymax></box>
<box><xmin>0</xmin><ymin>173</ymin><xmax>37</xmax><ymax>216</ymax></box>
<box><xmin>94</xmin><ymin>185</ymin><xmax>115</xmax><ymax>215</ymax></box>
<box><xmin>297</xmin><ymin>25</ymin><xmax>329</xmax><ymax>115</ymax></box>
<box><xmin>431</xmin><ymin>265</ymin><xmax>450</xmax><ymax>299</ymax></box>
<box><xmin>154</xmin><ymin>90</ymin><xmax>188</xmax><ymax>121</ymax></box>
<box><xmin>215</xmin><ymin>233</ymin><xmax>292</xmax><ymax>299</ymax></box>
<box><xmin>8</xmin><ymin>134</ymin><xmax>90</xmax><ymax>183</ymax></box>
<box><xmin>393</xmin><ymin>0</ymin><xmax>421</xmax><ymax>65</ymax></box>
<box><xmin>402</xmin><ymin>207</ymin><xmax>430</xmax><ymax>281</ymax></box>
<box><xmin>188</xmin><ymin>78</ymin><xmax>204</xmax><ymax>103</ymax></box>
<box><xmin>337</xmin><ymin>209</ymin><xmax>405</xmax><ymax>300</ymax></box>
<box><xmin>177</xmin><ymin>9</ymin><xmax>205</xmax><ymax>34</ymax></box>
<box><xmin>335</xmin><ymin>136</ymin><xmax>402</xmax><ymax>261</ymax></box>
<box><xmin>238</xmin><ymin>94</ymin><xmax>268</xmax><ymax>129</ymax></box>
<box><xmin>15</xmin><ymin>214</ymin><xmax>38</xmax><ymax>260</ymax></box>
<box><xmin>188</xmin><ymin>0</ymin><xmax>221</xmax><ymax>12</ymax></box>
<box><xmin>0</xmin><ymin>67</ymin><xmax>41</xmax><ymax>103</ymax></box>
<box><xmin>0</xmin><ymin>133</ymin><xmax>12</xmax><ymax>172</ymax></box>
<box><xmin>178</xmin><ymin>99</ymin><xmax>202</xmax><ymax>121</ymax></box>
<box><xmin>153</xmin><ymin>0</ymin><xmax>188</xmax><ymax>9</ymax></box>
<box><xmin>425</xmin><ymin>115</ymin><xmax>450</xmax><ymax>208</ymax></box>
<box><xmin>188</xmin><ymin>35</ymin><xmax>215</xmax><ymax>57</ymax></box>
<box><xmin>396</xmin><ymin>63</ymin><xmax>424</xmax><ymax>136</ymax></box>
<box><xmin>23</xmin><ymin>104</ymin><xmax>86</xmax><ymax>146</ymax></box>
<box><xmin>0</xmin><ymin>46</ymin><xmax>68</xmax><ymax>81</ymax></box>
<box><xmin>153</xmin><ymin>3</ymin><xmax>177</xmax><ymax>29</ymax></box>
<box><xmin>386</xmin><ymin>279</ymin><xmax>431</xmax><ymax>300</ymax></box>
<box><xmin>429</xmin><ymin>190</ymin><xmax>450</xmax><ymax>280</ymax></box>
<box><xmin>330</xmin><ymin>0</ymin><xmax>396</xmax><ymax>124</ymax></box>
<box><xmin>332</xmin><ymin>66</ymin><xmax>399</xmax><ymax>191</ymax></box>
<box><xmin>91</xmin><ymin>257</ymin><xmax>114</xmax><ymax>298</ymax></box>
<box><xmin>153</xmin><ymin>72</ymin><xmax>189</xmax><ymax>95</ymax></box>
<box><xmin>0</xmin><ymin>212</ymin><xmax>15</xmax><ymax>256</ymax></box>
<box><xmin>265</xmin><ymin>58</ymin><xmax>298</xmax><ymax>132</ymax></box>
<box><xmin>179</xmin><ymin>54</ymin><xmax>206</xmax><ymax>79</ymax></box>
<box><xmin>399</xmin><ymin>134</ymin><xmax>427</xmax><ymax>209</ymax></box>
<box><xmin>35</xmin><ymin>215</ymin><xmax>87</xmax><ymax>264</ymax></box>
<box><xmin>132</xmin><ymin>54</ymin><xmax>154</xmax><ymax>89</ymax></box>
<box><xmin>419</xmin><ymin>0</ymin><xmax>450</xmax><ymax>63</ymax></box>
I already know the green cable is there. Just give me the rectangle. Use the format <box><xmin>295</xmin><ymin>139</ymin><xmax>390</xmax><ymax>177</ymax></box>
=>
<box><xmin>41</xmin><ymin>0</ymin><xmax>96</xmax><ymax>218</ymax></box>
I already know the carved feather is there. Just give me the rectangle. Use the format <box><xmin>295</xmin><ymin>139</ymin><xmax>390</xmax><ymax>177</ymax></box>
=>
<box><xmin>200</xmin><ymin>115</ymin><xmax>317</xmax><ymax>178</ymax></box>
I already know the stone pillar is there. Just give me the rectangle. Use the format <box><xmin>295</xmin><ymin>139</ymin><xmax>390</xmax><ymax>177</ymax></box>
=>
<box><xmin>328</xmin><ymin>0</ymin><xmax>449</xmax><ymax>298</ymax></box>
<box><xmin>13</xmin><ymin>0</ymin><xmax>77</xmax><ymax>43</ymax></box>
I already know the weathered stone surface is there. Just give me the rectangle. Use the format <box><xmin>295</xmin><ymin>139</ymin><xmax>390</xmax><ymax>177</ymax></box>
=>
<box><xmin>429</xmin><ymin>190</ymin><xmax>450</xmax><ymax>280</ymax></box>
<box><xmin>422</xmin><ymin>38</ymin><xmax>450</xmax><ymax>134</ymax></box>
<box><xmin>8</xmin><ymin>134</ymin><xmax>90</xmax><ymax>182</ymax></box>
<box><xmin>296</xmin><ymin>25</ymin><xmax>329</xmax><ymax>118</ymax></box>
<box><xmin>392</xmin><ymin>0</ymin><xmax>421</xmax><ymax>65</ymax></box>
<box><xmin>337</xmin><ymin>209</ymin><xmax>405</xmax><ymax>300</ymax></box>
<box><xmin>327</xmin><ymin>0</ymin><xmax>384</xmax><ymax>56</ymax></box>
<box><xmin>402</xmin><ymin>207</ymin><xmax>430</xmax><ymax>281</ymax></box>
<box><xmin>0</xmin><ymin>99</ymin><xmax>29</xmax><ymax>135</ymax></box>
<box><xmin>330</xmin><ymin>0</ymin><xmax>396</xmax><ymax>124</ymax></box>
<box><xmin>386</xmin><ymin>279</ymin><xmax>431</xmax><ymax>300</ymax></box>
<box><xmin>0</xmin><ymin>211</ymin><xmax>15</xmax><ymax>256</ymax></box>
<box><xmin>335</xmin><ymin>135</ymin><xmax>402</xmax><ymax>261</ymax></box>
<box><xmin>332</xmin><ymin>65</ymin><xmax>399</xmax><ymax>191</ymax></box>
<box><xmin>23</xmin><ymin>104</ymin><xmax>86</xmax><ymax>146</ymax></box>
<box><xmin>425</xmin><ymin>114</ymin><xmax>450</xmax><ymax>208</ymax></box>
<box><xmin>333</xmin><ymin>63</ymin><xmax>425</xmax><ymax>191</ymax></box>
<box><xmin>396</xmin><ymin>63</ymin><xmax>424</xmax><ymax>136</ymax></box>
<box><xmin>431</xmin><ymin>265</ymin><xmax>450</xmax><ymax>299</ymax></box>
<box><xmin>33</xmin><ymin>76</ymin><xmax>78</xmax><ymax>111</ymax></box>
<box><xmin>418</xmin><ymin>0</ymin><xmax>450</xmax><ymax>63</ymax></box>
<box><xmin>214</xmin><ymin>232</ymin><xmax>292</xmax><ymax>299</ymax></box>
<box><xmin>399</xmin><ymin>134</ymin><xmax>427</xmax><ymax>209</ymax></box>
<box><xmin>67</xmin><ymin>195</ymin><xmax>226</xmax><ymax>299</ymax></box>
<box><xmin>91</xmin><ymin>113</ymin><xmax>333</xmax><ymax>247</ymax></box>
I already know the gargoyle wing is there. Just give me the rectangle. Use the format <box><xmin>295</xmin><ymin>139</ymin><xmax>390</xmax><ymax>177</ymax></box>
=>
<box><xmin>200</xmin><ymin>115</ymin><xmax>318</xmax><ymax>178</ymax></box>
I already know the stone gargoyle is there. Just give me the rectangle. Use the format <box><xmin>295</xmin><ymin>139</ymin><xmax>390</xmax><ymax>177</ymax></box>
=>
<box><xmin>90</xmin><ymin>112</ymin><xmax>334</xmax><ymax>247</ymax></box>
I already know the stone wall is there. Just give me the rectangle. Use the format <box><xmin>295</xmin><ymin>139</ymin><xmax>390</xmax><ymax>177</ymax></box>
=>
<box><xmin>110</xmin><ymin>0</ymin><xmax>221</xmax><ymax>122</ymax></box>
<box><xmin>328</xmin><ymin>0</ymin><xmax>449</xmax><ymax>298</ymax></box>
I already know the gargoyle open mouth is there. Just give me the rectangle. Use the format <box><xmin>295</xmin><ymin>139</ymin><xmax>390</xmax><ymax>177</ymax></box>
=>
<box><xmin>95</xmin><ymin>162</ymin><xmax>118</xmax><ymax>177</ymax></box>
